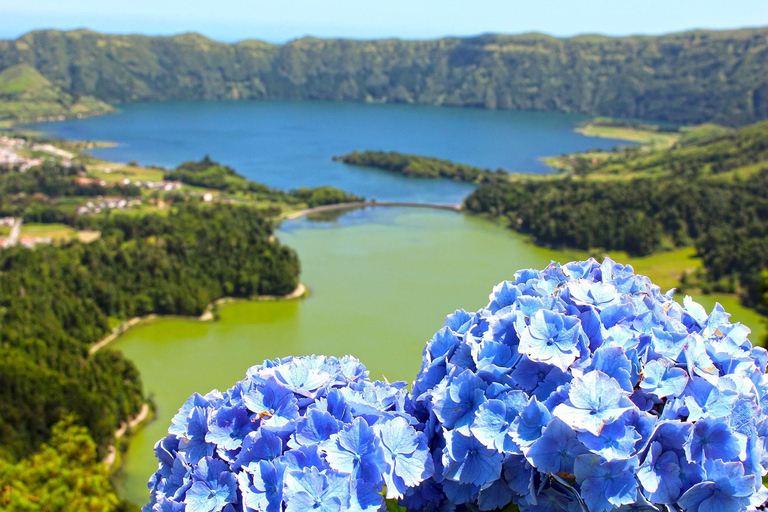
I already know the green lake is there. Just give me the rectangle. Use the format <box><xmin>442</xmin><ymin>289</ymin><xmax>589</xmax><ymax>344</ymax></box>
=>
<box><xmin>112</xmin><ymin>207</ymin><xmax>767</xmax><ymax>506</ymax></box>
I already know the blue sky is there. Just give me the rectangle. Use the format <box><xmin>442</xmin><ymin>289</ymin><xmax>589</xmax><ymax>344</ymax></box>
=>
<box><xmin>2</xmin><ymin>0</ymin><xmax>767</xmax><ymax>42</ymax></box>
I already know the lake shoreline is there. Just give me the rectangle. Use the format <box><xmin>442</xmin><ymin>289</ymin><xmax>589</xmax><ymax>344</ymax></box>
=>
<box><xmin>104</xmin><ymin>403</ymin><xmax>151</xmax><ymax>469</ymax></box>
<box><xmin>93</xmin><ymin>282</ymin><xmax>308</xmax><ymax>476</ymax></box>
<box><xmin>89</xmin><ymin>282</ymin><xmax>308</xmax><ymax>355</ymax></box>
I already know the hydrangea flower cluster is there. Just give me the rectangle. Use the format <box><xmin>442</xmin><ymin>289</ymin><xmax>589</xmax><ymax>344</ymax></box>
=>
<box><xmin>143</xmin><ymin>355</ymin><xmax>434</xmax><ymax>512</ymax></box>
<box><xmin>405</xmin><ymin>258</ymin><xmax>768</xmax><ymax>512</ymax></box>
<box><xmin>145</xmin><ymin>258</ymin><xmax>768</xmax><ymax>511</ymax></box>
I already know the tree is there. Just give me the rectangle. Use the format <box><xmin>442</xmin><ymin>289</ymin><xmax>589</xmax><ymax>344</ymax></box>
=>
<box><xmin>0</xmin><ymin>417</ymin><xmax>119</xmax><ymax>512</ymax></box>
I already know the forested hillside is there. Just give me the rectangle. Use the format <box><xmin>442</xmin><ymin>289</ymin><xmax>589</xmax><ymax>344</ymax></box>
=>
<box><xmin>0</xmin><ymin>27</ymin><xmax>767</xmax><ymax>124</ymax></box>
<box><xmin>0</xmin><ymin>203</ymin><xmax>300</xmax><ymax>461</ymax></box>
<box><xmin>465</xmin><ymin>120</ymin><xmax>768</xmax><ymax>312</ymax></box>
<box><xmin>0</xmin><ymin>63</ymin><xmax>113</xmax><ymax>122</ymax></box>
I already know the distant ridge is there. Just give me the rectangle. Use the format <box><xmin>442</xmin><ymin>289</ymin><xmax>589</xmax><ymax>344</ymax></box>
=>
<box><xmin>0</xmin><ymin>27</ymin><xmax>767</xmax><ymax>125</ymax></box>
<box><xmin>0</xmin><ymin>63</ymin><xmax>112</xmax><ymax>122</ymax></box>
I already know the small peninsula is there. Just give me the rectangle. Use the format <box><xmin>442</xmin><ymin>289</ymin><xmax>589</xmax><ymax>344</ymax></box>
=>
<box><xmin>334</xmin><ymin>150</ymin><xmax>508</xmax><ymax>183</ymax></box>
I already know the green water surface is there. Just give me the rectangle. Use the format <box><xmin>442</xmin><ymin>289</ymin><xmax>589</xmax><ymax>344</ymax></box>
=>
<box><xmin>112</xmin><ymin>208</ymin><xmax>766</xmax><ymax>505</ymax></box>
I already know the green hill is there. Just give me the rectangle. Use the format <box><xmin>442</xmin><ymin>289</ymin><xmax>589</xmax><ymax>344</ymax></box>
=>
<box><xmin>464</xmin><ymin>119</ymin><xmax>768</xmax><ymax>312</ymax></box>
<box><xmin>0</xmin><ymin>63</ymin><xmax>113</xmax><ymax>122</ymax></box>
<box><xmin>0</xmin><ymin>27</ymin><xmax>767</xmax><ymax>125</ymax></box>
<box><xmin>554</xmin><ymin>119</ymin><xmax>768</xmax><ymax>180</ymax></box>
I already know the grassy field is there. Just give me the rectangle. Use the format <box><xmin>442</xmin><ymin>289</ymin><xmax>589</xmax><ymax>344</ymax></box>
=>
<box><xmin>542</xmin><ymin>150</ymin><xmax>614</xmax><ymax>173</ymax></box>
<box><xmin>77</xmin><ymin>230</ymin><xmax>101</xmax><ymax>243</ymax></box>
<box><xmin>0</xmin><ymin>64</ymin><xmax>113</xmax><ymax>122</ymax></box>
<box><xmin>21</xmin><ymin>223</ymin><xmax>101</xmax><ymax>243</ymax></box>
<box><xmin>89</xmin><ymin>162</ymin><xmax>165</xmax><ymax>183</ymax></box>
<box><xmin>576</xmin><ymin>124</ymin><xmax>680</xmax><ymax>149</ymax></box>
<box><xmin>20</xmin><ymin>223</ymin><xmax>77</xmax><ymax>240</ymax></box>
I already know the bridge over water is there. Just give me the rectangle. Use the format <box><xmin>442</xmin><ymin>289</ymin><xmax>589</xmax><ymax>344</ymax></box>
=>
<box><xmin>284</xmin><ymin>201</ymin><xmax>463</xmax><ymax>220</ymax></box>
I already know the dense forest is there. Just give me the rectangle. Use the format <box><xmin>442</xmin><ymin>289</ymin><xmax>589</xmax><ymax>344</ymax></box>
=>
<box><xmin>465</xmin><ymin>120</ymin><xmax>768</xmax><ymax>312</ymax></box>
<box><xmin>0</xmin><ymin>202</ymin><xmax>300</xmax><ymax>463</ymax></box>
<box><xmin>334</xmin><ymin>150</ymin><xmax>507</xmax><ymax>182</ymax></box>
<box><xmin>0</xmin><ymin>27</ymin><xmax>767</xmax><ymax>124</ymax></box>
<box><xmin>0</xmin><ymin>417</ymin><xmax>120</xmax><ymax>512</ymax></box>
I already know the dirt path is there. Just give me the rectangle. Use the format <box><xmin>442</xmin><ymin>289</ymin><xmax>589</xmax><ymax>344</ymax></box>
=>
<box><xmin>89</xmin><ymin>316</ymin><xmax>155</xmax><ymax>354</ymax></box>
<box><xmin>7</xmin><ymin>217</ymin><xmax>22</xmax><ymax>246</ymax></box>
<box><xmin>103</xmin><ymin>403</ymin><xmax>150</xmax><ymax>468</ymax></box>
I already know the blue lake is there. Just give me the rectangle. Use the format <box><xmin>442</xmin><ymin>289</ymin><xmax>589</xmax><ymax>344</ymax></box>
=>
<box><xmin>31</xmin><ymin>100</ymin><xmax>631</xmax><ymax>202</ymax></box>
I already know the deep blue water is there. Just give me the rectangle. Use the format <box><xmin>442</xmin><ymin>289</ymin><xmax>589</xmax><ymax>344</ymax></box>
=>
<box><xmin>30</xmin><ymin>100</ymin><xmax>632</xmax><ymax>203</ymax></box>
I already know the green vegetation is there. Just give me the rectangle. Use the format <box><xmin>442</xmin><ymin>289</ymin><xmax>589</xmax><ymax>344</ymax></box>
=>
<box><xmin>1</xmin><ymin>27</ymin><xmax>768</xmax><ymax>125</ymax></box>
<box><xmin>289</xmin><ymin>186</ymin><xmax>363</xmax><ymax>207</ymax></box>
<box><xmin>19</xmin><ymin>222</ymin><xmax>79</xmax><ymax>241</ymax></box>
<box><xmin>0</xmin><ymin>417</ymin><xmax>120</xmax><ymax>512</ymax></box>
<box><xmin>0</xmin><ymin>159</ymin><xmax>139</xmax><ymax>221</ymax></box>
<box><xmin>465</xmin><ymin>119</ymin><xmax>768</xmax><ymax>319</ymax></box>
<box><xmin>0</xmin><ymin>64</ymin><xmax>113</xmax><ymax>122</ymax></box>
<box><xmin>166</xmin><ymin>156</ymin><xmax>363</xmax><ymax>205</ymax></box>
<box><xmin>0</xmin><ymin>202</ymin><xmax>300</xmax><ymax>462</ymax></box>
<box><xmin>562</xmin><ymin>120</ymin><xmax>768</xmax><ymax>179</ymax></box>
<box><xmin>334</xmin><ymin>150</ymin><xmax>506</xmax><ymax>183</ymax></box>
<box><xmin>575</xmin><ymin>117</ymin><xmax>682</xmax><ymax>149</ymax></box>
<box><xmin>0</xmin><ymin>142</ymin><xmax>363</xmax><ymax>508</ymax></box>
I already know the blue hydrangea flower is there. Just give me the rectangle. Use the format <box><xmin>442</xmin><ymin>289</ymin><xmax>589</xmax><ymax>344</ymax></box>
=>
<box><xmin>577</xmin><ymin>416</ymin><xmax>640</xmax><ymax>460</ymax></box>
<box><xmin>184</xmin><ymin>457</ymin><xmax>237</xmax><ymax>512</ymax></box>
<box><xmin>430</xmin><ymin>369</ymin><xmax>486</xmax><ymax>433</ymax></box>
<box><xmin>442</xmin><ymin>429</ymin><xmax>503</xmax><ymax>487</ymax></box>
<box><xmin>637</xmin><ymin>441</ymin><xmax>683</xmax><ymax>504</ymax></box>
<box><xmin>471</xmin><ymin>396</ymin><xmax>525</xmax><ymax>453</ymax></box>
<box><xmin>237</xmin><ymin>459</ymin><xmax>286</xmax><ymax>512</ymax></box>
<box><xmin>283</xmin><ymin>466</ymin><xmax>348</xmax><ymax>512</ymax></box>
<box><xmin>243</xmin><ymin>377</ymin><xmax>299</xmax><ymax>428</ymax></box>
<box><xmin>677</xmin><ymin>459</ymin><xmax>757</xmax><ymax>512</ymax></box>
<box><xmin>639</xmin><ymin>358</ymin><xmax>688</xmax><ymax>398</ymax></box>
<box><xmin>574</xmin><ymin>454</ymin><xmax>638</xmax><ymax>512</ymax></box>
<box><xmin>406</xmin><ymin>259</ymin><xmax>768</xmax><ymax>511</ymax></box>
<box><xmin>375</xmin><ymin>417</ymin><xmax>434</xmax><ymax>499</ymax></box>
<box><xmin>526</xmin><ymin>418</ymin><xmax>588</xmax><ymax>475</ymax></box>
<box><xmin>684</xmin><ymin>416</ymin><xmax>746</xmax><ymax>463</ymax></box>
<box><xmin>519</xmin><ymin>309</ymin><xmax>584</xmax><ymax>371</ymax></box>
<box><xmin>553</xmin><ymin>370</ymin><xmax>634</xmax><ymax>435</ymax></box>
<box><xmin>320</xmin><ymin>417</ymin><xmax>386</xmax><ymax>484</ymax></box>
<box><xmin>144</xmin><ymin>356</ymin><xmax>431</xmax><ymax>512</ymax></box>
<box><xmin>206</xmin><ymin>405</ymin><xmax>254</xmax><ymax>453</ymax></box>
